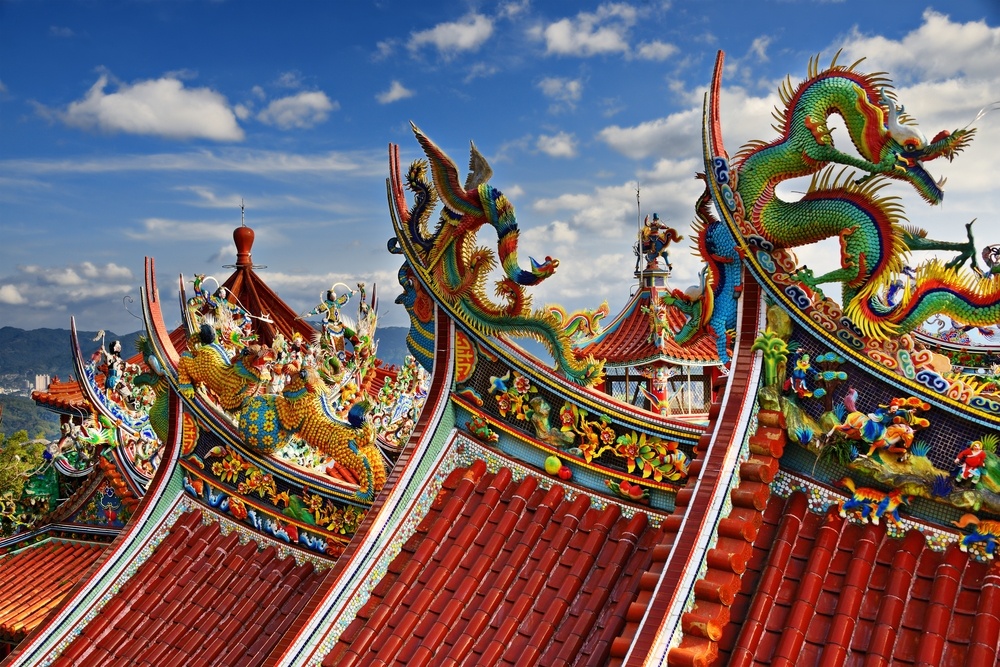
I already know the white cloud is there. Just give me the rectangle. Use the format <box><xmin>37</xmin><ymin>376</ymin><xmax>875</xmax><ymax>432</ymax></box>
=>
<box><xmin>0</xmin><ymin>285</ymin><xmax>26</xmax><ymax>305</ymax></box>
<box><xmin>377</xmin><ymin>81</ymin><xmax>415</xmax><ymax>104</ymax></box>
<box><xmin>22</xmin><ymin>265</ymin><xmax>86</xmax><ymax>286</ymax></box>
<box><xmin>253</xmin><ymin>268</ymin><xmax>403</xmax><ymax>319</ymax></box>
<box><xmin>522</xmin><ymin>220</ymin><xmax>578</xmax><ymax>247</ymax></box>
<box><xmin>749</xmin><ymin>35</ymin><xmax>771</xmax><ymax>61</ymax></box>
<box><xmin>373</xmin><ymin>40</ymin><xmax>395</xmax><ymax>61</ymax></box>
<box><xmin>538</xmin><ymin>77</ymin><xmax>583</xmax><ymax>106</ymax></box>
<box><xmin>256</xmin><ymin>91</ymin><xmax>337</xmax><ymax>129</ymax></box>
<box><xmin>465</xmin><ymin>63</ymin><xmax>501</xmax><ymax>83</ymax></box>
<box><xmin>519</xmin><ymin>161</ymin><xmax>719</xmax><ymax>316</ymax></box>
<box><xmin>598</xmin><ymin>107</ymin><xmax>702</xmax><ymax>160</ymax></box>
<box><xmin>49</xmin><ymin>26</ymin><xmax>74</xmax><ymax>38</ymax></box>
<box><xmin>536</xmin><ymin>132</ymin><xmax>578</xmax><ymax>158</ymax></box>
<box><xmin>532</xmin><ymin>3</ymin><xmax>637</xmax><ymax>57</ymax></box>
<box><xmin>598</xmin><ymin>83</ymin><xmax>779</xmax><ymax>160</ymax></box>
<box><xmin>0</xmin><ymin>262</ymin><xmax>136</xmax><ymax>314</ymax></box>
<box><xmin>532</xmin><ymin>159</ymin><xmax>704</xmax><ymax>256</ymax></box>
<box><xmin>501</xmin><ymin>184</ymin><xmax>525</xmax><ymax>200</ymax></box>
<box><xmin>636</xmin><ymin>40</ymin><xmax>678</xmax><ymax>61</ymax></box>
<box><xmin>409</xmin><ymin>14</ymin><xmax>494</xmax><ymax>57</ymax></box>
<box><xmin>57</xmin><ymin>72</ymin><xmax>245</xmax><ymax>141</ymax></box>
<box><xmin>533</xmin><ymin>182</ymin><xmax>642</xmax><ymax>239</ymax></box>
<box><xmin>275</xmin><ymin>71</ymin><xmax>304</xmax><ymax>88</ymax></box>
<box><xmin>526</xmin><ymin>248</ymin><xmax>631</xmax><ymax>312</ymax></box>
<box><xmin>175</xmin><ymin>186</ymin><xmax>245</xmax><ymax>209</ymax></box>
<box><xmin>126</xmin><ymin>218</ymin><xmax>254</xmax><ymax>242</ymax></box>
<box><xmin>499</xmin><ymin>0</ymin><xmax>530</xmax><ymax>20</ymax></box>
<box><xmin>0</xmin><ymin>148</ymin><xmax>383</xmax><ymax>177</ymax></box>
<box><xmin>839</xmin><ymin>9</ymin><xmax>1000</xmax><ymax>83</ymax></box>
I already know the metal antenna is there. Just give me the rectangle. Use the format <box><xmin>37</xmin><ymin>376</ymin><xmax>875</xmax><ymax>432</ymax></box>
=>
<box><xmin>634</xmin><ymin>181</ymin><xmax>642</xmax><ymax>279</ymax></box>
<box><xmin>636</xmin><ymin>181</ymin><xmax>641</xmax><ymax>233</ymax></box>
<box><xmin>241</xmin><ymin>198</ymin><xmax>245</xmax><ymax>227</ymax></box>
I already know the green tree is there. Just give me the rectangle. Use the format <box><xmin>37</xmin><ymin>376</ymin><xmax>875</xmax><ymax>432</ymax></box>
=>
<box><xmin>0</xmin><ymin>430</ymin><xmax>48</xmax><ymax>535</ymax></box>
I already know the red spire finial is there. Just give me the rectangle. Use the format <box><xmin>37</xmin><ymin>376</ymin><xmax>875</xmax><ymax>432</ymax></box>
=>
<box><xmin>234</xmin><ymin>199</ymin><xmax>254</xmax><ymax>267</ymax></box>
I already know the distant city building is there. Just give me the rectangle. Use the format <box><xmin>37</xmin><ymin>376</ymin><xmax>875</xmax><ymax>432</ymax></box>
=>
<box><xmin>33</xmin><ymin>375</ymin><xmax>51</xmax><ymax>393</ymax></box>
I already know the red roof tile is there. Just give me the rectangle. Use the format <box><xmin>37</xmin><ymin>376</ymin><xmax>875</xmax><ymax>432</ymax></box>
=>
<box><xmin>716</xmin><ymin>491</ymin><xmax>1000</xmax><ymax>667</ymax></box>
<box><xmin>321</xmin><ymin>461</ymin><xmax>662</xmax><ymax>667</ymax></box>
<box><xmin>48</xmin><ymin>508</ymin><xmax>329</xmax><ymax>666</ymax></box>
<box><xmin>31</xmin><ymin>377</ymin><xmax>92</xmax><ymax>415</ymax></box>
<box><xmin>220</xmin><ymin>266</ymin><xmax>316</xmax><ymax>349</ymax></box>
<box><xmin>0</xmin><ymin>540</ymin><xmax>105</xmax><ymax>642</ymax></box>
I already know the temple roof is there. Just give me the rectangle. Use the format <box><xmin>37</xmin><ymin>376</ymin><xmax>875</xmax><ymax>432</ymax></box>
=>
<box><xmin>577</xmin><ymin>287</ymin><xmax>720</xmax><ymax>369</ymax></box>
<box><xmin>51</xmin><ymin>508</ymin><xmax>330</xmax><ymax>666</ymax></box>
<box><xmin>716</xmin><ymin>492</ymin><xmax>1000</xmax><ymax>666</ymax></box>
<box><xmin>30</xmin><ymin>377</ymin><xmax>91</xmax><ymax>417</ymax></box>
<box><xmin>218</xmin><ymin>224</ymin><xmax>317</xmax><ymax>348</ymax></box>
<box><xmin>34</xmin><ymin>224</ymin><xmax>395</xmax><ymax>416</ymax></box>
<box><xmin>0</xmin><ymin>539</ymin><xmax>104</xmax><ymax>644</ymax></box>
<box><xmin>323</xmin><ymin>460</ymin><xmax>661</xmax><ymax>666</ymax></box>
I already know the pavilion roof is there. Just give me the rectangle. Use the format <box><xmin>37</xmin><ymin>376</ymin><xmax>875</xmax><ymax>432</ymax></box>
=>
<box><xmin>577</xmin><ymin>287</ymin><xmax>720</xmax><ymax>369</ymax></box>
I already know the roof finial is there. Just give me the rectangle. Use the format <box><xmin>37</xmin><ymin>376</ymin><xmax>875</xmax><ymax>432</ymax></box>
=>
<box><xmin>229</xmin><ymin>199</ymin><xmax>265</xmax><ymax>270</ymax></box>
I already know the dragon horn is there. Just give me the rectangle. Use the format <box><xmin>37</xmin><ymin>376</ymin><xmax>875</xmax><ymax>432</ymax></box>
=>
<box><xmin>410</xmin><ymin>122</ymin><xmax>482</xmax><ymax>217</ymax></box>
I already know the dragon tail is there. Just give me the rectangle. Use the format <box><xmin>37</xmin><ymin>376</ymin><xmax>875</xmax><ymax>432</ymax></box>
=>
<box><xmin>838</xmin><ymin>476</ymin><xmax>857</xmax><ymax>494</ymax></box>
<box><xmin>849</xmin><ymin>259</ymin><xmax>1000</xmax><ymax>340</ymax></box>
<box><xmin>483</xmin><ymin>185</ymin><xmax>558</xmax><ymax>286</ymax></box>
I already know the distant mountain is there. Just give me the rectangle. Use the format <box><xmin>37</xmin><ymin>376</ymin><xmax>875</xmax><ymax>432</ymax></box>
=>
<box><xmin>372</xmin><ymin>327</ymin><xmax>410</xmax><ymax>370</ymax></box>
<box><xmin>0</xmin><ymin>395</ymin><xmax>59</xmax><ymax>439</ymax></box>
<box><xmin>0</xmin><ymin>326</ymin><xmax>144</xmax><ymax>394</ymax></box>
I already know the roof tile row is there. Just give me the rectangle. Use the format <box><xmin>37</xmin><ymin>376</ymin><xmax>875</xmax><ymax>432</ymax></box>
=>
<box><xmin>718</xmin><ymin>491</ymin><xmax>1000</xmax><ymax>667</ymax></box>
<box><xmin>49</xmin><ymin>508</ymin><xmax>328</xmax><ymax>666</ymax></box>
<box><xmin>322</xmin><ymin>461</ymin><xmax>661</xmax><ymax>667</ymax></box>
<box><xmin>609</xmin><ymin>276</ymin><xmax>763</xmax><ymax>667</ymax></box>
<box><xmin>0</xmin><ymin>540</ymin><xmax>104</xmax><ymax>642</ymax></box>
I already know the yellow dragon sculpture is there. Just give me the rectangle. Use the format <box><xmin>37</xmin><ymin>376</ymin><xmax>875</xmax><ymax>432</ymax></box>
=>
<box><xmin>177</xmin><ymin>325</ymin><xmax>272</xmax><ymax>411</ymax></box>
<box><xmin>238</xmin><ymin>366</ymin><xmax>385</xmax><ymax>496</ymax></box>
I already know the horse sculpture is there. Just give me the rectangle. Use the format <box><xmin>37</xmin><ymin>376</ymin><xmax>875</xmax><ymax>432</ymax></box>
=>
<box><xmin>826</xmin><ymin>397</ymin><xmax>930</xmax><ymax>462</ymax></box>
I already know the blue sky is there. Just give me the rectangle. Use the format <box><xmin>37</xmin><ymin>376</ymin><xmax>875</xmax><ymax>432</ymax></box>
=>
<box><xmin>1</xmin><ymin>1</ymin><xmax>998</xmax><ymax>335</ymax></box>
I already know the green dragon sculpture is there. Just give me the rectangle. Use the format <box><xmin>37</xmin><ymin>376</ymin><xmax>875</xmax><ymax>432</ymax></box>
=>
<box><xmin>728</xmin><ymin>52</ymin><xmax>999</xmax><ymax>339</ymax></box>
<box><xmin>388</xmin><ymin>124</ymin><xmax>604</xmax><ymax>386</ymax></box>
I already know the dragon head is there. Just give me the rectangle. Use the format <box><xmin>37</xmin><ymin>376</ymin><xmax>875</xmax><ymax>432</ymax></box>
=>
<box><xmin>877</xmin><ymin>88</ymin><xmax>975</xmax><ymax>205</ymax></box>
